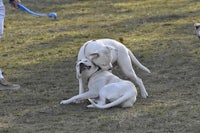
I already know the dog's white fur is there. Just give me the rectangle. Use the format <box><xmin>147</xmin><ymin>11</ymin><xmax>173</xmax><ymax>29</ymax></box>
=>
<box><xmin>60</xmin><ymin>59</ymin><xmax>137</xmax><ymax>107</ymax></box>
<box><xmin>77</xmin><ymin>38</ymin><xmax>150</xmax><ymax>98</ymax></box>
<box><xmin>87</xmin><ymin>80</ymin><xmax>137</xmax><ymax>109</ymax></box>
<box><xmin>194</xmin><ymin>23</ymin><xmax>200</xmax><ymax>38</ymax></box>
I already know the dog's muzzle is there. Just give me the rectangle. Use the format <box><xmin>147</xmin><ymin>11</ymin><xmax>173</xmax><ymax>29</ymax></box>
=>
<box><xmin>79</xmin><ymin>63</ymin><xmax>91</xmax><ymax>73</ymax></box>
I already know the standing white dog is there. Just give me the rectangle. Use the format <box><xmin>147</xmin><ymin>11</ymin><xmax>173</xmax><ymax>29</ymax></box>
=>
<box><xmin>60</xmin><ymin>59</ymin><xmax>137</xmax><ymax>107</ymax></box>
<box><xmin>77</xmin><ymin>39</ymin><xmax>150</xmax><ymax>98</ymax></box>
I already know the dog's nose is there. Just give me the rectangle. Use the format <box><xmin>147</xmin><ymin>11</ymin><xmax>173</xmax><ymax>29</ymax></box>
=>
<box><xmin>79</xmin><ymin>63</ymin><xmax>84</xmax><ymax>67</ymax></box>
<box><xmin>79</xmin><ymin>63</ymin><xmax>85</xmax><ymax>74</ymax></box>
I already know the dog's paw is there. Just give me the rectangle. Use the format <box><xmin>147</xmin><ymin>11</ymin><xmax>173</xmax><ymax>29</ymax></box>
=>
<box><xmin>60</xmin><ymin>100</ymin><xmax>67</xmax><ymax>104</ymax></box>
<box><xmin>141</xmin><ymin>92</ymin><xmax>148</xmax><ymax>98</ymax></box>
<box><xmin>87</xmin><ymin>104</ymin><xmax>95</xmax><ymax>108</ymax></box>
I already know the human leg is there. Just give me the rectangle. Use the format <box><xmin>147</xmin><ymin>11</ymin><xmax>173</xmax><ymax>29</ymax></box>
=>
<box><xmin>0</xmin><ymin>5</ymin><xmax>5</xmax><ymax>40</ymax></box>
<box><xmin>0</xmin><ymin>69</ymin><xmax>20</xmax><ymax>90</ymax></box>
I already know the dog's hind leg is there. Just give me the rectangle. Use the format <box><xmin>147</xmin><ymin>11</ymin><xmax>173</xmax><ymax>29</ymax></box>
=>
<box><xmin>117</xmin><ymin>53</ymin><xmax>148</xmax><ymax>98</ymax></box>
<box><xmin>121</xmin><ymin>96</ymin><xmax>136</xmax><ymax>108</ymax></box>
<box><xmin>123</xmin><ymin>69</ymin><xmax>148</xmax><ymax>98</ymax></box>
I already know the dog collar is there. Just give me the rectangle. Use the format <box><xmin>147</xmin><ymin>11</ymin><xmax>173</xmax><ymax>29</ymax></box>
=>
<box><xmin>97</xmin><ymin>66</ymin><xmax>101</xmax><ymax>71</ymax></box>
<box><xmin>87</xmin><ymin>66</ymin><xmax>101</xmax><ymax>82</ymax></box>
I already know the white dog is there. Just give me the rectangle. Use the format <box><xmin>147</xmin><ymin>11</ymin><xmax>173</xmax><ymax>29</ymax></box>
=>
<box><xmin>87</xmin><ymin>80</ymin><xmax>137</xmax><ymax>109</ymax></box>
<box><xmin>77</xmin><ymin>38</ymin><xmax>150</xmax><ymax>98</ymax></box>
<box><xmin>60</xmin><ymin>59</ymin><xmax>137</xmax><ymax>107</ymax></box>
<box><xmin>194</xmin><ymin>23</ymin><xmax>200</xmax><ymax>38</ymax></box>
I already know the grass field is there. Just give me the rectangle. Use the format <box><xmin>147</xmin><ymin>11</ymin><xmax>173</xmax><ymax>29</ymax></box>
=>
<box><xmin>0</xmin><ymin>0</ymin><xmax>200</xmax><ymax>132</ymax></box>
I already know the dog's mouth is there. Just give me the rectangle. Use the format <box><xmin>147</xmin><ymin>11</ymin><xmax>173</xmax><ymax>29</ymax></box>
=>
<box><xmin>79</xmin><ymin>63</ymin><xmax>91</xmax><ymax>73</ymax></box>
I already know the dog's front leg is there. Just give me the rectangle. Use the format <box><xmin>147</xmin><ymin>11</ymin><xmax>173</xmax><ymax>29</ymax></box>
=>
<box><xmin>60</xmin><ymin>91</ymin><xmax>98</xmax><ymax>105</ymax></box>
<box><xmin>76</xmin><ymin>62</ymin><xmax>84</xmax><ymax>94</ymax></box>
<box><xmin>79</xmin><ymin>78</ymin><xmax>84</xmax><ymax>94</ymax></box>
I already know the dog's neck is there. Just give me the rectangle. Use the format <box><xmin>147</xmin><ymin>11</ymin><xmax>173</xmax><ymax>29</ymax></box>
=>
<box><xmin>87</xmin><ymin>66</ymin><xmax>102</xmax><ymax>82</ymax></box>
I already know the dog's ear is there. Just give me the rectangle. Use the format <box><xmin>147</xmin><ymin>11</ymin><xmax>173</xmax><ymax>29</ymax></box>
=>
<box><xmin>88</xmin><ymin>52</ymin><xmax>99</xmax><ymax>60</ymax></box>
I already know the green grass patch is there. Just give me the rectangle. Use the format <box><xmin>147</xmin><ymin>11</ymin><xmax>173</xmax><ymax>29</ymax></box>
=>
<box><xmin>0</xmin><ymin>0</ymin><xmax>200</xmax><ymax>132</ymax></box>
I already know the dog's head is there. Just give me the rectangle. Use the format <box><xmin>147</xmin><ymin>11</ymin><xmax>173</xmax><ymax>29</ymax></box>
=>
<box><xmin>194</xmin><ymin>23</ymin><xmax>200</xmax><ymax>38</ymax></box>
<box><xmin>85</xmin><ymin>40</ymin><xmax>115</xmax><ymax>70</ymax></box>
<box><xmin>76</xmin><ymin>58</ymin><xmax>99</xmax><ymax>79</ymax></box>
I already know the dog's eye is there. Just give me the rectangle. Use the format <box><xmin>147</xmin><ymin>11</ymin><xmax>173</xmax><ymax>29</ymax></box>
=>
<box><xmin>195</xmin><ymin>26</ymin><xmax>200</xmax><ymax>29</ymax></box>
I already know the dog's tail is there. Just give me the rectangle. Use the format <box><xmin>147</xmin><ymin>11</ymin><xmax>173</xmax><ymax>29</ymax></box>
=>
<box><xmin>128</xmin><ymin>50</ymin><xmax>151</xmax><ymax>73</ymax></box>
<box><xmin>88</xmin><ymin>94</ymin><xmax>136</xmax><ymax>109</ymax></box>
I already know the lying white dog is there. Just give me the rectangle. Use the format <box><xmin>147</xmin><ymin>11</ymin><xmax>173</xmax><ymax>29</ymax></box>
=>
<box><xmin>87</xmin><ymin>80</ymin><xmax>137</xmax><ymax>109</ymax></box>
<box><xmin>77</xmin><ymin>38</ymin><xmax>150</xmax><ymax>98</ymax></box>
<box><xmin>60</xmin><ymin>59</ymin><xmax>137</xmax><ymax>107</ymax></box>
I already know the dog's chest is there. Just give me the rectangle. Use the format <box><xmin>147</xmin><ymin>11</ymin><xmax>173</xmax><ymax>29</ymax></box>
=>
<box><xmin>88</xmin><ymin>76</ymin><xmax>106</xmax><ymax>90</ymax></box>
